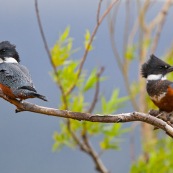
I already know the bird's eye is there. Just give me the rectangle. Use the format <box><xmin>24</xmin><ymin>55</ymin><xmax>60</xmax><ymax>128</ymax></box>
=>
<box><xmin>0</xmin><ymin>49</ymin><xmax>6</xmax><ymax>52</ymax></box>
<box><xmin>159</xmin><ymin>65</ymin><xmax>169</xmax><ymax>69</ymax></box>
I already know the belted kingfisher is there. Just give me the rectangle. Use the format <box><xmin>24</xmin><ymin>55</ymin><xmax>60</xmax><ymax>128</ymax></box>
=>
<box><xmin>141</xmin><ymin>54</ymin><xmax>173</xmax><ymax>112</ymax></box>
<box><xmin>0</xmin><ymin>41</ymin><xmax>47</xmax><ymax>102</ymax></box>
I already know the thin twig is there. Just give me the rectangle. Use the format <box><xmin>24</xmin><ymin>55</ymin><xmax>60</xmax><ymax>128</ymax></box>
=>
<box><xmin>65</xmin><ymin>0</ymin><xmax>119</xmax><ymax>96</ymax></box>
<box><xmin>87</xmin><ymin>67</ymin><xmax>104</xmax><ymax>113</ymax></box>
<box><xmin>108</xmin><ymin>1</ymin><xmax>122</xmax><ymax>68</ymax></box>
<box><xmin>128</xmin><ymin>19</ymin><xmax>139</xmax><ymax>46</ymax></box>
<box><xmin>138</xmin><ymin>0</ymin><xmax>150</xmax><ymax>32</ymax></box>
<box><xmin>149</xmin><ymin>0</ymin><xmax>172</xmax><ymax>31</ymax></box>
<box><xmin>97</xmin><ymin>0</ymin><xmax>103</xmax><ymax>24</ymax></box>
<box><xmin>123</xmin><ymin>0</ymin><xmax>130</xmax><ymax>58</ymax></box>
<box><xmin>35</xmin><ymin>0</ymin><xmax>52</xmax><ymax>61</ymax></box>
<box><xmin>34</xmin><ymin>0</ymin><xmax>68</xmax><ymax>108</ymax></box>
<box><xmin>108</xmin><ymin>1</ymin><xmax>139</xmax><ymax>111</ymax></box>
<box><xmin>150</xmin><ymin>0</ymin><xmax>172</xmax><ymax>53</ymax></box>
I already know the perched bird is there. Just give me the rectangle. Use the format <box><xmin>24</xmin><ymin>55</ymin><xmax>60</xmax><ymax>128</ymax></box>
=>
<box><xmin>141</xmin><ymin>54</ymin><xmax>173</xmax><ymax>112</ymax></box>
<box><xmin>0</xmin><ymin>41</ymin><xmax>47</xmax><ymax>102</ymax></box>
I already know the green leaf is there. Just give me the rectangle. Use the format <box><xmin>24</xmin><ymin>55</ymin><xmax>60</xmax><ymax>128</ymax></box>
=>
<box><xmin>70</xmin><ymin>93</ymin><xmax>84</xmax><ymax>112</ymax></box>
<box><xmin>84</xmin><ymin>29</ymin><xmax>93</xmax><ymax>51</ymax></box>
<box><xmin>130</xmin><ymin>137</ymin><xmax>173</xmax><ymax>173</ymax></box>
<box><xmin>60</xmin><ymin>26</ymin><xmax>70</xmax><ymax>42</ymax></box>
<box><xmin>50</xmin><ymin>27</ymin><xmax>75</xmax><ymax>67</ymax></box>
<box><xmin>125</xmin><ymin>45</ymin><xmax>136</xmax><ymax>60</ymax></box>
<box><xmin>85</xmin><ymin>122</ymin><xmax>104</xmax><ymax>136</ymax></box>
<box><xmin>101</xmin><ymin>89</ymin><xmax>128</xmax><ymax>114</ymax></box>
<box><xmin>100</xmin><ymin>135</ymin><xmax>119</xmax><ymax>150</ymax></box>
<box><xmin>83</xmin><ymin>68</ymin><xmax>97</xmax><ymax>92</ymax></box>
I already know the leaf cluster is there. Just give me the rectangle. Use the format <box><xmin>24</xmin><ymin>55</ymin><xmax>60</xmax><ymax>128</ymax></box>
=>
<box><xmin>51</xmin><ymin>27</ymin><xmax>129</xmax><ymax>153</ymax></box>
<box><xmin>130</xmin><ymin>137</ymin><xmax>173</xmax><ymax>173</ymax></box>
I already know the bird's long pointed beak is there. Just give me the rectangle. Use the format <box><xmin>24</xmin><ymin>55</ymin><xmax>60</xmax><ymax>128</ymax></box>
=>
<box><xmin>167</xmin><ymin>66</ymin><xmax>173</xmax><ymax>73</ymax></box>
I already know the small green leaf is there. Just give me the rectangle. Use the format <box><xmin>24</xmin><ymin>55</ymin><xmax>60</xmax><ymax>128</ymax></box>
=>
<box><xmin>70</xmin><ymin>93</ymin><xmax>84</xmax><ymax>112</ymax></box>
<box><xmin>85</xmin><ymin>29</ymin><xmax>90</xmax><ymax>40</ymax></box>
<box><xmin>101</xmin><ymin>89</ymin><xmax>128</xmax><ymax>114</ymax></box>
<box><xmin>83</xmin><ymin>69</ymin><xmax>97</xmax><ymax>92</ymax></box>
<box><xmin>125</xmin><ymin>45</ymin><xmax>136</xmax><ymax>60</ymax></box>
<box><xmin>100</xmin><ymin>136</ymin><xmax>119</xmax><ymax>150</ymax></box>
<box><xmin>84</xmin><ymin>29</ymin><xmax>93</xmax><ymax>51</ymax></box>
<box><xmin>60</xmin><ymin>26</ymin><xmax>70</xmax><ymax>42</ymax></box>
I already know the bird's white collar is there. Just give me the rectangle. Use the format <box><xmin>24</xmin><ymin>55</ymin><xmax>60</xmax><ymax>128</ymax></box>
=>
<box><xmin>0</xmin><ymin>57</ymin><xmax>18</xmax><ymax>63</ymax></box>
<box><xmin>147</xmin><ymin>74</ymin><xmax>166</xmax><ymax>81</ymax></box>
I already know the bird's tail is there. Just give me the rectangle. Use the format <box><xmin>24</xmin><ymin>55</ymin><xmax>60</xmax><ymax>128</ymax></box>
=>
<box><xmin>33</xmin><ymin>93</ymin><xmax>48</xmax><ymax>101</ymax></box>
<box><xmin>13</xmin><ymin>87</ymin><xmax>48</xmax><ymax>101</ymax></box>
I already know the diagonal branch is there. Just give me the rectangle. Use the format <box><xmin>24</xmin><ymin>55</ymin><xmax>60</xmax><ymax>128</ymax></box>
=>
<box><xmin>87</xmin><ymin>67</ymin><xmax>104</xmax><ymax>113</ymax></box>
<box><xmin>150</xmin><ymin>0</ymin><xmax>172</xmax><ymax>53</ymax></box>
<box><xmin>82</xmin><ymin>131</ymin><xmax>108</xmax><ymax>173</ymax></box>
<box><xmin>35</xmin><ymin>0</ymin><xmax>68</xmax><ymax>108</ymax></box>
<box><xmin>65</xmin><ymin>0</ymin><xmax>119</xmax><ymax>96</ymax></box>
<box><xmin>108</xmin><ymin>1</ymin><xmax>139</xmax><ymax>111</ymax></box>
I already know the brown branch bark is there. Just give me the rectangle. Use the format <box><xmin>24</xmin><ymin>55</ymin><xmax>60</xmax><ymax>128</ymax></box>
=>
<box><xmin>3</xmin><ymin>94</ymin><xmax>173</xmax><ymax>138</ymax></box>
<box><xmin>82</xmin><ymin>132</ymin><xmax>109</xmax><ymax>173</ymax></box>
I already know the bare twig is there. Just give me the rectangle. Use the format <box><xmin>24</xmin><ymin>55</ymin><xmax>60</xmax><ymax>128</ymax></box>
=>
<box><xmin>97</xmin><ymin>0</ymin><xmax>103</xmax><ymax>24</ymax></box>
<box><xmin>34</xmin><ymin>0</ymin><xmax>68</xmax><ymax>108</ymax></box>
<box><xmin>149</xmin><ymin>0</ymin><xmax>172</xmax><ymax>30</ymax></box>
<box><xmin>65</xmin><ymin>0</ymin><xmax>119</xmax><ymax>96</ymax></box>
<box><xmin>35</xmin><ymin>0</ymin><xmax>51</xmax><ymax>61</ymax></box>
<box><xmin>139</xmin><ymin>0</ymin><xmax>150</xmax><ymax>32</ymax></box>
<box><xmin>108</xmin><ymin>1</ymin><xmax>139</xmax><ymax>111</ymax></box>
<box><xmin>108</xmin><ymin>1</ymin><xmax>122</xmax><ymax>68</ymax></box>
<box><xmin>128</xmin><ymin>19</ymin><xmax>139</xmax><ymax>46</ymax></box>
<box><xmin>123</xmin><ymin>0</ymin><xmax>130</xmax><ymax>58</ymax></box>
<box><xmin>150</xmin><ymin>0</ymin><xmax>172</xmax><ymax>53</ymax></box>
<box><xmin>87</xmin><ymin>67</ymin><xmax>104</xmax><ymax>113</ymax></box>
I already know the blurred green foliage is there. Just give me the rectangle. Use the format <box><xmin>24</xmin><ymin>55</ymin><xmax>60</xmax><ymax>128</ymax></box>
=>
<box><xmin>50</xmin><ymin>26</ymin><xmax>173</xmax><ymax>173</ymax></box>
<box><xmin>130</xmin><ymin>136</ymin><xmax>173</xmax><ymax>173</ymax></box>
<box><xmin>51</xmin><ymin>27</ymin><xmax>129</xmax><ymax>153</ymax></box>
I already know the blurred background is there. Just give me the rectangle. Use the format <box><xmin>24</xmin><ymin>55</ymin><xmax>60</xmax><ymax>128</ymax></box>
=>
<box><xmin>0</xmin><ymin>0</ymin><xmax>173</xmax><ymax>173</ymax></box>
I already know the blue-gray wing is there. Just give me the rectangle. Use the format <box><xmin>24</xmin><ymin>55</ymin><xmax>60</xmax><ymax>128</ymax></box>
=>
<box><xmin>0</xmin><ymin>63</ymin><xmax>36</xmax><ymax>91</ymax></box>
<box><xmin>18</xmin><ymin>64</ymin><xmax>34</xmax><ymax>85</ymax></box>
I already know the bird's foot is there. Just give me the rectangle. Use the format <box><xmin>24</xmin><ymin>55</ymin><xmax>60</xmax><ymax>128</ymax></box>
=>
<box><xmin>149</xmin><ymin>109</ymin><xmax>173</xmax><ymax>129</ymax></box>
<box><xmin>149</xmin><ymin>109</ymin><xmax>160</xmax><ymax>117</ymax></box>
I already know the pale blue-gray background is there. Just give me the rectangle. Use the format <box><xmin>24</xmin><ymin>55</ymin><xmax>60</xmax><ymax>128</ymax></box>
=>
<box><xmin>0</xmin><ymin>1</ymin><xmax>172</xmax><ymax>173</ymax></box>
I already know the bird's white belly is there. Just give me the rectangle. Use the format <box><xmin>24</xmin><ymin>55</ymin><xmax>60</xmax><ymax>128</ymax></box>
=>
<box><xmin>150</xmin><ymin>92</ymin><xmax>166</xmax><ymax>102</ymax></box>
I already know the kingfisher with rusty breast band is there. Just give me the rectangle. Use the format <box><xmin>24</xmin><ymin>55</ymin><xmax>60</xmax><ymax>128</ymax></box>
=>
<box><xmin>141</xmin><ymin>54</ymin><xmax>173</xmax><ymax>112</ymax></box>
<box><xmin>0</xmin><ymin>41</ymin><xmax>47</xmax><ymax>102</ymax></box>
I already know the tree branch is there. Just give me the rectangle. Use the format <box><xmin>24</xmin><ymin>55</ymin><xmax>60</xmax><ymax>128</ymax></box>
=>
<box><xmin>150</xmin><ymin>0</ymin><xmax>172</xmax><ymax>53</ymax></box>
<box><xmin>3</xmin><ymin>93</ymin><xmax>173</xmax><ymax>138</ymax></box>
<box><xmin>82</xmin><ymin>132</ymin><xmax>109</xmax><ymax>173</ymax></box>
<box><xmin>87</xmin><ymin>67</ymin><xmax>104</xmax><ymax>113</ymax></box>
<box><xmin>65</xmin><ymin>0</ymin><xmax>119</xmax><ymax>96</ymax></box>
<box><xmin>108</xmin><ymin>1</ymin><xmax>139</xmax><ymax>111</ymax></box>
<box><xmin>35</xmin><ymin>0</ymin><xmax>68</xmax><ymax>108</ymax></box>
